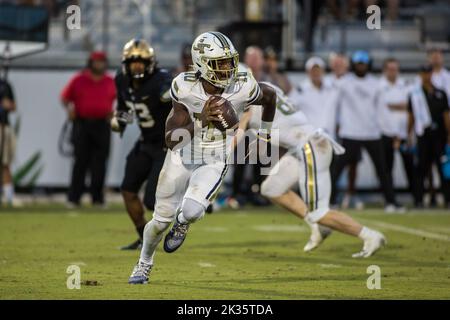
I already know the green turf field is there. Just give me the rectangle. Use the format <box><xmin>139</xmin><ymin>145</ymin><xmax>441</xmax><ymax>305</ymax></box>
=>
<box><xmin>0</xmin><ymin>205</ymin><xmax>449</xmax><ymax>299</ymax></box>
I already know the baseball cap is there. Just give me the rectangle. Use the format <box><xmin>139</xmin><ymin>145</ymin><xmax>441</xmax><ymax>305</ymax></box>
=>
<box><xmin>89</xmin><ymin>51</ymin><xmax>107</xmax><ymax>61</ymax></box>
<box><xmin>305</xmin><ymin>56</ymin><xmax>326</xmax><ymax>71</ymax></box>
<box><xmin>351</xmin><ymin>50</ymin><xmax>370</xmax><ymax>64</ymax></box>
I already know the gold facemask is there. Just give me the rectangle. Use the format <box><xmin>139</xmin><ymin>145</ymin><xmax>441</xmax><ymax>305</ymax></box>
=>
<box><xmin>204</xmin><ymin>53</ymin><xmax>239</xmax><ymax>87</ymax></box>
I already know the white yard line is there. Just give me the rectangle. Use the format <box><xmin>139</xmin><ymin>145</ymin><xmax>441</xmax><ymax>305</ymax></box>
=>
<box><xmin>359</xmin><ymin>219</ymin><xmax>450</xmax><ymax>242</ymax></box>
<box><xmin>252</xmin><ymin>225</ymin><xmax>308</xmax><ymax>232</ymax></box>
<box><xmin>198</xmin><ymin>262</ymin><xmax>216</xmax><ymax>268</ymax></box>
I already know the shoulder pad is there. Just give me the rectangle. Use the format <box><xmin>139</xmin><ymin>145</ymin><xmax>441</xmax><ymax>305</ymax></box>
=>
<box><xmin>170</xmin><ymin>72</ymin><xmax>197</xmax><ymax>103</ymax></box>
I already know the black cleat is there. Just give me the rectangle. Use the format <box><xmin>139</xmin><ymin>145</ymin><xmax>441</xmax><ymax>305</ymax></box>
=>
<box><xmin>163</xmin><ymin>219</ymin><xmax>189</xmax><ymax>253</ymax></box>
<box><xmin>120</xmin><ymin>239</ymin><xmax>142</xmax><ymax>250</ymax></box>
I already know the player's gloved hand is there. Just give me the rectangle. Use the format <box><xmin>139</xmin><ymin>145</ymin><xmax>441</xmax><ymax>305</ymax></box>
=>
<box><xmin>111</xmin><ymin>110</ymin><xmax>134</xmax><ymax>133</ymax></box>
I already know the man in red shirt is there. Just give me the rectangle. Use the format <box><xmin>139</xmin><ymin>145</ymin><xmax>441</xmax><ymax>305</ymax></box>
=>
<box><xmin>61</xmin><ymin>51</ymin><xmax>116</xmax><ymax>207</ymax></box>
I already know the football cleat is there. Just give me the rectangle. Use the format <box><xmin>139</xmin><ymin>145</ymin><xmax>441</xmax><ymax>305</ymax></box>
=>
<box><xmin>206</xmin><ymin>204</ymin><xmax>214</xmax><ymax>214</ymax></box>
<box><xmin>163</xmin><ymin>218</ymin><xmax>190</xmax><ymax>253</ymax></box>
<box><xmin>352</xmin><ymin>230</ymin><xmax>387</xmax><ymax>258</ymax></box>
<box><xmin>304</xmin><ymin>223</ymin><xmax>332</xmax><ymax>252</ymax></box>
<box><xmin>128</xmin><ymin>261</ymin><xmax>152</xmax><ymax>284</ymax></box>
<box><xmin>120</xmin><ymin>239</ymin><xmax>142</xmax><ymax>251</ymax></box>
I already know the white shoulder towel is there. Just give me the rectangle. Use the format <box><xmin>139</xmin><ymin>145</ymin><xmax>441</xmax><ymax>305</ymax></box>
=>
<box><xmin>410</xmin><ymin>85</ymin><xmax>432</xmax><ymax>136</ymax></box>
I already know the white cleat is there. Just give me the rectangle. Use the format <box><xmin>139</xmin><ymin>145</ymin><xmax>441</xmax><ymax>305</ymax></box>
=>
<box><xmin>128</xmin><ymin>261</ymin><xmax>153</xmax><ymax>284</ymax></box>
<box><xmin>352</xmin><ymin>230</ymin><xmax>387</xmax><ymax>258</ymax></box>
<box><xmin>304</xmin><ymin>223</ymin><xmax>332</xmax><ymax>252</ymax></box>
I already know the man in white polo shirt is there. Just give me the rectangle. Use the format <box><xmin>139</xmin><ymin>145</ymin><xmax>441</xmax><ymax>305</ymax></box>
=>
<box><xmin>331</xmin><ymin>50</ymin><xmax>403</xmax><ymax>213</ymax></box>
<box><xmin>295</xmin><ymin>57</ymin><xmax>339</xmax><ymax>138</ymax></box>
<box><xmin>378</xmin><ymin>58</ymin><xmax>416</xmax><ymax>203</ymax></box>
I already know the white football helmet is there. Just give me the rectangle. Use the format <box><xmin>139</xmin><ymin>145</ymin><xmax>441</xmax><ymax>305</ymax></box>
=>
<box><xmin>191</xmin><ymin>31</ymin><xmax>239</xmax><ymax>88</ymax></box>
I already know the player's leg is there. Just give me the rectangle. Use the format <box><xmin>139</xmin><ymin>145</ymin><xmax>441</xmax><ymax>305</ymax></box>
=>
<box><xmin>301</xmin><ymin>140</ymin><xmax>386</xmax><ymax>257</ymax></box>
<box><xmin>142</xmin><ymin>150</ymin><xmax>166</xmax><ymax>211</ymax></box>
<box><xmin>120</xmin><ymin>143</ymin><xmax>153</xmax><ymax>250</ymax></box>
<box><xmin>129</xmin><ymin>151</ymin><xmax>190</xmax><ymax>284</ymax></box>
<box><xmin>163</xmin><ymin>161</ymin><xmax>228</xmax><ymax>253</ymax></box>
<box><xmin>264</xmin><ymin>139</ymin><xmax>385</xmax><ymax>257</ymax></box>
<box><xmin>260</xmin><ymin>153</ymin><xmax>330</xmax><ymax>250</ymax></box>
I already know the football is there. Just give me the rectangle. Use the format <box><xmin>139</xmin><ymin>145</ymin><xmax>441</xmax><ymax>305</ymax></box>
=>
<box><xmin>208</xmin><ymin>95</ymin><xmax>239</xmax><ymax>132</ymax></box>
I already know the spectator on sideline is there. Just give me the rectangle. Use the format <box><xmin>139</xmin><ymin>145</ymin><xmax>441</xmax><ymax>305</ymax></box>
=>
<box><xmin>331</xmin><ymin>50</ymin><xmax>403</xmax><ymax>213</ymax></box>
<box><xmin>428</xmin><ymin>48</ymin><xmax>450</xmax><ymax>105</ymax></box>
<box><xmin>326</xmin><ymin>52</ymin><xmax>363</xmax><ymax>209</ymax></box>
<box><xmin>263</xmin><ymin>47</ymin><xmax>292</xmax><ymax>94</ymax></box>
<box><xmin>326</xmin><ymin>52</ymin><xmax>349</xmax><ymax>88</ymax></box>
<box><xmin>294</xmin><ymin>56</ymin><xmax>339</xmax><ymax>138</ymax></box>
<box><xmin>0</xmin><ymin>77</ymin><xmax>19</xmax><ymax>207</ymax></box>
<box><xmin>61</xmin><ymin>51</ymin><xmax>116</xmax><ymax>208</ymax></box>
<box><xmin>173</xmin><ymin>43</ymin><xmax>193</xmax><ymax>76</ymax></box>
<box><xmin>244</xmin><ymin>46</ymin><xmax>269</xmax><ymax>82</ymax></box>
<box><xmin>408</xmin><ymin>64</ymin><xmax>450</xmax><ymax>208</ymax></box>
<box><xmin>378</xmin><ymin>58</ymin><xmax>416</xmax><ymax>202</ymax></box>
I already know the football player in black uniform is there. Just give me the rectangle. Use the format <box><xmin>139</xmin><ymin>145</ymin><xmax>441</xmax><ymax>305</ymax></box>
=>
<box><xmin>111</xmin><ymin>39</ymin><xmax>172</xmax><ymax>250</ymax></box>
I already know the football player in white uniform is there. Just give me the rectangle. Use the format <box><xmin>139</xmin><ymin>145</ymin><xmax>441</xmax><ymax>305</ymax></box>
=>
<box><xmin>128</xmin><ymin>32</ymin><xmax>277</xmax><ymax>284</ymax></box>
<box><xmin>242</xmin><ymin>82</ymin><xmax>386</xmax><ymax>257</ymax></box>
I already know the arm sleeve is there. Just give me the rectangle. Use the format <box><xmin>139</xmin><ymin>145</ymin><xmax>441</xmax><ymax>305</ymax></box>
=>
<box><xmin>170</xmin><ymin>77</ymin><xmax>181</xmax><ymax>102</ymax></box>
<box><xmin>245</xmin><ymin>78</ymin><xmax>261</xmax><ymax>107</ymax></box>
<box><xmin>160</xmin><ymin>73</ymin><xmax>172</xmax><ymax>103</ymax></box>
<box><xmin>60</xmin><ymin>75</ymin><xmax>77</xmax><ymax>103</ymax></box>
<box><xmin>114</xmin><ymin>74</ymin><xmax>127</xmax><ymax>112</ymax></box>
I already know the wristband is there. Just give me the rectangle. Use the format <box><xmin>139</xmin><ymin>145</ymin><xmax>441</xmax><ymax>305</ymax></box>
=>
<box><xmin>257</xmin><ymin>130</ymin><xmax>271</xmax><ymax>142</ymax></box>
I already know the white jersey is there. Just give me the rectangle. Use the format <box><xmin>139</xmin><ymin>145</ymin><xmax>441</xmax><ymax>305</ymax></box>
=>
<box><xmin>170</xmin><ymin>65</ymin><xmax>260</xmax><ymax>163</ymax></box>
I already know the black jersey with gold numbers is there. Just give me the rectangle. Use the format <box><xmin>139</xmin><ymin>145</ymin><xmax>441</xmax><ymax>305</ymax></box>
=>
<box><xmin>115</xmin><ymin>68</ymin><xmax>172</xmax><ymax>147</ymax></box>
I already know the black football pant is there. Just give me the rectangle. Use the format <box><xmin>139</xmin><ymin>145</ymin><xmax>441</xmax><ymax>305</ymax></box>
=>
<box><xmin>68</xmin><ymin>119</ymin><xmax>111</xmax><ymax>205</ymax></box>
<box><xmin>415</xmin><ymin>129</ymin><xmax>450</xmax><ymax>205</ymax></box>
<box><xmin>120</xmin><ymin>141</ymin><xmax>167</xmax><ymax>210</ymax></box>
<box><xmin>381</xmin><ymin>135</ymin><xmax>417</xmax><ymax>202</ymax></box>
<box><xmin>331</xmin><ymin>138</ymin><xmax>396</xmax><ymax>205</ymax></box>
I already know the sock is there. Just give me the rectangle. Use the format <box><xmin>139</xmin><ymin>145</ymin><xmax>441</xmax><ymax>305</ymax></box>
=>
<box><xmin>3</xmin><ymin>184</ymin><xmax>14</xmax><ymax>203</ymax></box>
<box><xmin>139</xmin><ymin>219</ymin><xmax>170</xmax><ymax>265</ymax></box>
<box><xmin>304</xmin><ymin>218</ymin><xmax>314</xmax><ymax>229</ymax></box>
<box><xmin>136</xmin><ymin>224</ymin><xmax>146</xmax><ymax>240</ymax></box>
<box><xmin>358</xmin><ymin>226</ymin><xmax>372</xmax><ymax>241</ymax></box>
<box><xmin>177</xmin><ymin>209</ymin><xmax>189</xmax><ymax>225</ymax></box>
